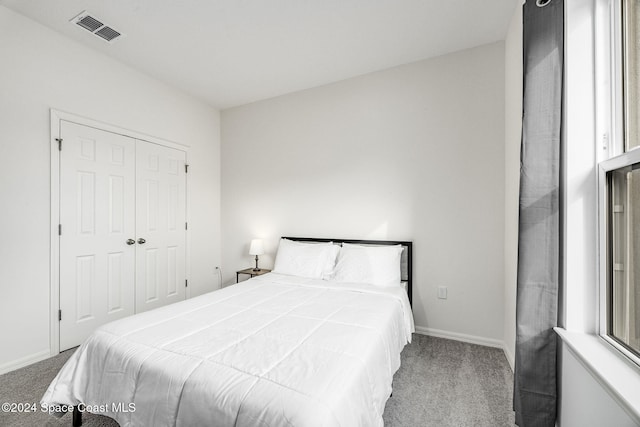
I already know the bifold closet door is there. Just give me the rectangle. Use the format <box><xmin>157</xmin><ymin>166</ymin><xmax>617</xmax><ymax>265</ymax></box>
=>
<box><xmin>59</xmin><ymin>122</ymin><xmax>188</xmax><ymax>350</ymax></box>
<box><xmin>59</xmin><ymin>121</ymin><xmax>136</xmax><ymax>351</ymax></box>
<box><xmin>135</xmin><ymin>141</ymin><xmax>187</xmax><ymax>314</ymax></box>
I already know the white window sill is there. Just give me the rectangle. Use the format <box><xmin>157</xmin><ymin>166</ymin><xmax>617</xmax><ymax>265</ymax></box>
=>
<box><xmin>555</xmin><ymin>327</ymin><xmax>640</xmax><ymax>424</ymax></box>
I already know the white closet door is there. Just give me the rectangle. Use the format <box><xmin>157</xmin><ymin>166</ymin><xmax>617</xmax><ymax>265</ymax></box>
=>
<box><xmin>59</xmin><ymin>121</ymin><xmax>136</xmax><ymax>351</ymax></box>
<box><xmin>135</xmin><ymin>140</ymin><xmax>187</xmax><ymax>313</ymax></box>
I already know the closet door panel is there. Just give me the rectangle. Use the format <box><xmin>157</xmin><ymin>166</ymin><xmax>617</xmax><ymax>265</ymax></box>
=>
<box><xmin>59</xmin><ymin>121</ymin><xmax>136</xmax><ymax>351</ymax></box>
<box><xmin>135</xmin><ymin>141</ymin><xmax>187</xmax><ymax>313</ymax></box>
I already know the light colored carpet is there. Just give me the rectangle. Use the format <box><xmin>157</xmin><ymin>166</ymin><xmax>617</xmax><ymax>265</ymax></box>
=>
<box><xmin>383</xmin><ymin>334</ymin><xmax>515</xmax><ymax>426</ymax></box>
<box><xmin>0</xmin><ymin>349</ymin><xmax>115</xmax><ymax>427</ymax></box>
<box><xmin>0</xmin><ymin>334</ymin><xmax>515</xmax><ymax>426</ymax></box>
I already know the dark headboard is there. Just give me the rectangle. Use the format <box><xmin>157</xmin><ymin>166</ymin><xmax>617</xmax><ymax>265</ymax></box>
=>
<box><xmin>282</xmin><ymin>237</ymin><xmax>413</xmax><ymax>306</ymax></box>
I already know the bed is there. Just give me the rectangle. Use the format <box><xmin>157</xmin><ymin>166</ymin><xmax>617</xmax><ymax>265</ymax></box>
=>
<box><xmin>42</xmin><ymin>237</ymin><xmax>414</xmax><ymax>426</ymax></box>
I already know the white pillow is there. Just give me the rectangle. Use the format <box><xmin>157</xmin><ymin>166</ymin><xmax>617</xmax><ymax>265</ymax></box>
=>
<box><xmin>333</xmin><ymin>243</ymin><xmax>404</xmax><ymax>287</ymax></box>
<box><xmin>272</xmin><ymin>239</ymin><xmax>339</xmax><ymax>279</ymax></box>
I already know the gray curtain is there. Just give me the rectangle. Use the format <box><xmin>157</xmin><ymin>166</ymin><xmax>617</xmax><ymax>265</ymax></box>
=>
<box><xmin>514</xmin><ymin>0</ymin><xmax>563</xmax><ymax>426</ymax></box>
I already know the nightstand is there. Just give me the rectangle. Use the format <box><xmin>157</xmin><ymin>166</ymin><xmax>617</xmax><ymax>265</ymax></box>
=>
<box><xmin>236</xmin><ymin>268</ymin><xmax>271</xmax><ymax>283</ymax></box>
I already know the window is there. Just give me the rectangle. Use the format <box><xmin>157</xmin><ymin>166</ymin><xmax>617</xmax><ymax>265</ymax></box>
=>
<box><xmin>608</xmin><ymin>165</ymin><xmax>640</xmax><ymax>355</ymax></box>
<box><xmin>625</xmin><ymin>0</ymin><xmax>640</xmax><ymax>152</ymax></box>
<box><xmin>600</xmin><ymin>0</ymin><xmax>640</xmax><ymax>363</ymax></box>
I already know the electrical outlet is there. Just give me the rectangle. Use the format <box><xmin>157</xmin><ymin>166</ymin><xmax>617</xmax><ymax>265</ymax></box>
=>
<box><xmin>437</xmin><ymin>286</ymin><xmax>448</xmax><ymax>300</ymax></box>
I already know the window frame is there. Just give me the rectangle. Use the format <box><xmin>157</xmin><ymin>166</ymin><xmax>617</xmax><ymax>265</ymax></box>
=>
<box><xmin>597</xmin><ymin>0</ymin><xmax>640</xmax><ymax>367</ymax></box>
<box><xmin>598</xmin><ymin>153</ymin><xmax>640</xmax><ymax>366</ymax></box>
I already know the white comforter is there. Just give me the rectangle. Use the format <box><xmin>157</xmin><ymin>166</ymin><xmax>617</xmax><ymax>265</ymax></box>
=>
<box><xmin>42</xmin><ymin>273</ymin><xmax>414</xmax><ymax>427</ymax></box>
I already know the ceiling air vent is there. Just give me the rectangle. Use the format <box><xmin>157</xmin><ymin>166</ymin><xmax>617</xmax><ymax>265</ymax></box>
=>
<box><xmin>95</xmin><ymin>26</ymin><xmax>121</xmax><ymax>42</ymax></box>
<box><xmin>70</xmin><ymin>11</ymin><xmax>123</xmax><ymax>43</ymax></box>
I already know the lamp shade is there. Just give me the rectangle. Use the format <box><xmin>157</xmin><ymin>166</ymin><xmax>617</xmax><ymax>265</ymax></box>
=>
<box><xmin>249</xmin><ymin>239</ymin><xmax>264</xmax><ymax>256</ymax></box>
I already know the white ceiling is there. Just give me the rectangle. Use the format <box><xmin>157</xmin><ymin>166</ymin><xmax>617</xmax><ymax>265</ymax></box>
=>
<box><xmin>1</xmin><ymin>0</ymin><xmax>517</xmax><ymax>109</ymax></box>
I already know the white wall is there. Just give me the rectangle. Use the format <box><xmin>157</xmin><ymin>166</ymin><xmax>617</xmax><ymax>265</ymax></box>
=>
<box><xmin>0</xmin><ymin>6</ymin><xmax>221</xmax><ymax>372</ymax></box>
<box><xmin>503</xmin><ymin>3</ymin><xmax>522</xmax><ymax>370</ymax></box>
<box><xmin>559</xmin><ymin>343</ymin><xmax>638</xmax><ymax>427</ymax></box>
<box><xmin>221</xmin><ymin>42</ymin><xmax>506</xmax><ymax>345</ymax></box>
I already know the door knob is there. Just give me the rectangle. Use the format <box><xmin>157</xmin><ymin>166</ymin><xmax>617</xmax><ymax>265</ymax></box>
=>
<box><xmin>126</xmin><ymin>239</ymin><xmax>135</xmax><ymax>245</ymax></box>
<box><xmin>137</xmin><ymin>238</ymin><xmax>146</xmax><ymax>244</ymax></box>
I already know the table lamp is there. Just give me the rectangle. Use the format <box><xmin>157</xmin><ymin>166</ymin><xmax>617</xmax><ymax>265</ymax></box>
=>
<box><xmin>249</xmin><ymin>239</ymin><xmax>264</xmax><ymax>271</ymax></box>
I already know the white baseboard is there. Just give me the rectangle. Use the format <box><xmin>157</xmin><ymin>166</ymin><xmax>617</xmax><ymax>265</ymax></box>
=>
<box><xmin>414</xmin><ymin>326</ymin><xmax>504</xmax><ymax>349</ymax></box>
<box><xmin>502</xmin><ymin>343</ymin><xmax>515</xmax><ymax>372</ymax></box>
<box><xmin>0</xmin><ymin>349</ymin><xmax>51</xmax><ymax>375</ymax></box>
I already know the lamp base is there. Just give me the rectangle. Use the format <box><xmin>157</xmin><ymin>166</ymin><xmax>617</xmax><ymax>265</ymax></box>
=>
<box><xmin>253</xmin><ymin>255</ymin><xmax>260</xmax><ymax>271</ymax></box>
